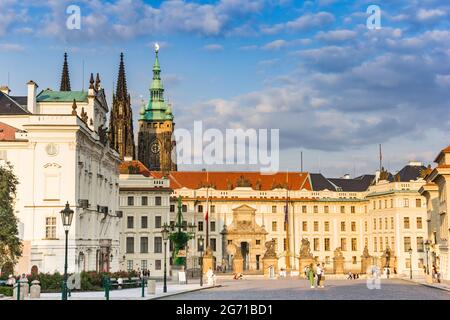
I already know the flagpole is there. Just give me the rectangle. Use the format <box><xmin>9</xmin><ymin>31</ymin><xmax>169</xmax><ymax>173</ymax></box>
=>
<box><xmin>285</xmin><ymin>171</ymin><xmax>291</xmax><ymax>272</ymax></box>
<box><xmin>206</xmin><ymin>169</ymin><xmax>209</xmax><ymax>252</ymax></box>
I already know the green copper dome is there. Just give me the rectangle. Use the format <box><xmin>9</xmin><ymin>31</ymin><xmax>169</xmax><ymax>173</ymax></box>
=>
<box><xmin>140</xmin><ymin>48</ymin><xmax>173</xmax><ymax>121</ymax></box>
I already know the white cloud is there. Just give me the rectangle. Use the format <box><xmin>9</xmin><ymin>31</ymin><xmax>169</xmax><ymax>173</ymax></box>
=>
<box><xmin>435</xmin><ymin>74</ymin><xmax>450</xmax><ymax>87</ymax></box>
<box><xmin>0</xmin><ymin>43</ymin><xmax>25</xmax><ymax>52</ymax></box>
<box><xmin>315</xmin><ymin>29</ymin><xmax>357</xmax><ymax>42</ymax></box>
<box><xmin>261</xmin><ymin>11</ymin><xmax>335</xmax><ymax>34</ymax></box>
<box><xmin>417</xmin><ymin>8</ymin><xmax>447</xmax><ymax>21</ymax></box>
<box><xmin>263</xmin><ymin>39</ymin><xmax>288</xmax><ymax>50</ymax></box>
<box><xmin>203</xmin><ymin>44</ymin><xmax>224</xmax><ymax>51</ymax></box>
<box><xmin>262</xmin><ymin>38</ymin><xmax>311</xmax><ymax>50</ymax></box>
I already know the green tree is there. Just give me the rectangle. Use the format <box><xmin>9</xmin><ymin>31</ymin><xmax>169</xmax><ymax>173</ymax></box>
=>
<box><xmin>169</xmin><ymin>196</ymin><xmax>193</xmax><ymax>266</ymax></box>
<box><xmin>0</xmin><ymin>163</ymin><xmax>22</xmax><ymax>273</ymax></box>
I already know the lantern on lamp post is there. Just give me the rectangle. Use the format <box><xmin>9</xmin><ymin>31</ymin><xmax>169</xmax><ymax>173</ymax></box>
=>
<box><xmin>161</xmin><ymin>224</ymin><xmax>170</xmax><ymax>293</ymax></box>
<box><xmin>60</xmin><ymin>201</ymin><xmax>74</xmax><ymax>300</ymax></box>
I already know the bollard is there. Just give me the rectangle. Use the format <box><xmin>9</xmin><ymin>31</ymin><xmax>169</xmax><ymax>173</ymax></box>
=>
<box><xmin>141</xmin><ymin>277</ymin><xmax>145</xmax><ymax>298</ymax></box>
<box><xmin>16</xmin><ymin>281</ymin><xmax>20</xmax><ymax>301</ymax></box>
<box><xmin>147</xmin><ymin>280</ymin><xmax>156</xmax><ymax>295</ymax></box>
<box><xmin>30</xmin><ymin>280</ymin><xmax>41</xmax><ymax>299</ymax></box>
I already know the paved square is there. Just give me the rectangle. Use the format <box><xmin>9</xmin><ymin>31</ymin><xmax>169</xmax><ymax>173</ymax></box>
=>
<box><xmin>161</xmin><ymin>278</ymin><xmax>450</xmax><ymax>300</ymax></box>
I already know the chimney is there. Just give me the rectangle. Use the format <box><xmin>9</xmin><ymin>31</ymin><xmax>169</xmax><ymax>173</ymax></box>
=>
<box><xmin>0</xmin><ymin>86</ymin><xmax>10</xmax><ymax>95</ymax></box>
<box><xmin>27</xmin><ymin>80</ymin><xmax>39</xmax><ymax>114</ymax></box>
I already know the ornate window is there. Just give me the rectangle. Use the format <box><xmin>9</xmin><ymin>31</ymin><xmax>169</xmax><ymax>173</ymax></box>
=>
<box><xmin>45</xmin><ymin>217</ymin><xmax>57</xmax><ymax>239</ymax></box>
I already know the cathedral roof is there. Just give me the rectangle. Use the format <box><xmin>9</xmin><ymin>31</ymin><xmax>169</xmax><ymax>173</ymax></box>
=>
<box><xmin>151</xmin><ymin>171</ymin><xmax>311</xmax><ymax>191</ymax></box>
<box><xmin>36</xmin><ymin>90</ymin><xmax>88</xmax><ymax>103</ymax></box>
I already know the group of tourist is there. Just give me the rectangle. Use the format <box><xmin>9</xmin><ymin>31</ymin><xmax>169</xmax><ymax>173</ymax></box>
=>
<box><xmin>304</xmin><ymin>263</ymin><xmax>325</xmax><ymax>289</ymax></box>
<box><xmin>4</xmin><ymin>273</ymin><xmax>27</xmax><ymax>286</ymax></box>
<box><xmin>347</xmin><ymin>272</ymin><xmax>360</xmax><ymax>279</ymax></box>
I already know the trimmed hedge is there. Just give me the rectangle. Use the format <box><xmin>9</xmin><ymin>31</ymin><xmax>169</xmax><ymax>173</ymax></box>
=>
<box><xmin>14</xmin><ymin>271</ymin><xmax>143</xmax><ymax>292</ymax></box>
<box><xmin>0</xmin><ymin>286</ymin><xmax>13</xmax><ymax>296</ymax></box>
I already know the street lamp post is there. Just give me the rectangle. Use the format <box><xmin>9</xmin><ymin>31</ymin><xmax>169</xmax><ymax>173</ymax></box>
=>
<box><xmin>187</xmin><ymin>223</ymin><xmax>197</xmax><ymax>284</ymax></box>
<box><xmin>408</xmin><ymin>248</ymin><xmax>413</xmax><ymax>279</ymax></box>
<box><xmin>424</xmin><ymin>240</ymin><xmax>431</xmax><ymax>275</ymax></box>
<box><xmin>162</xmin><ymin>224</ymin><xmax>170</xmax><ymax>293</ymax></box>
<box><xmin>198</xmin><ymin>235</ymin><xmax>204</xmax><ymax>287</ymax></box>
<box><xmin>60</xmin><ymin>202</ymin><xmax>74</xmax><ymax>301</ymax></box>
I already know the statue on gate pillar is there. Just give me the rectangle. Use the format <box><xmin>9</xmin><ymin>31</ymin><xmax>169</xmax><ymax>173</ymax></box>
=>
<box><xmin>231</xmin><ymin>244</ymin><xmax>244</xmax><ymax>275</ymax></box>
<box><xmin>361</xmin><ymin>245</ymin><xmax>372</xmax><ymax>274</ymax></box>
<box><xmin>298</xmin><ymin>238</ymin><xmax>314</xmax><ymax>278</ymax></box>
<box><xmin>262</xmin><ymin>240</ymin><xmax>278</xmax><ymax>277</ymax></box>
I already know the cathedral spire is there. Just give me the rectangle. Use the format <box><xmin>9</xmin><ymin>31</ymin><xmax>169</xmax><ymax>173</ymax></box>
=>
<box><xmin>109</xmin><ymin>52</ymin><xmax>135</xmax><ymax>160</ymax></box>
<box><xmin>116</xmin><ymin>52</ymin><xmax>128</xmax><ymax>100</ymax></box>
<box><xmin>60</xmin><ymin>52</ymin><xmax>71</xmax><ymax>91</ymax></box>
<box><xmin>150</xmin><ymin>44</ymin><xmax>164</xmax><ymax>103</ymax></box>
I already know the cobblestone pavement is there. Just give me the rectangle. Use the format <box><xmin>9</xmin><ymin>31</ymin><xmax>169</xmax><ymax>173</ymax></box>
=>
<box><xmin>162</xmin><ymin>278</ymin><xmax>450</xmax><ymax>300</ymax></box>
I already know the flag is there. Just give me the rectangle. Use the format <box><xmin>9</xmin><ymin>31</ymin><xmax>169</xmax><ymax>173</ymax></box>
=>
<box><xmin>284</xmin><ymin>198</ymin><xmax>288</xmax><ymax>224</ymax></box>
<box><xmin>205</xmin><ymin>186</ymin><xmax>209</xmax><ymax>222</ymax></box>
<box><xmin>285</xmin><ymin>171</ymin><xmax>289</xmax><ymax>224</ymax></box>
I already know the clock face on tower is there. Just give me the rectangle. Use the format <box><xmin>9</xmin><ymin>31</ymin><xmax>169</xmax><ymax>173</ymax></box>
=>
<box><xmin>151</xmin><ymin>140</ymin><xmax>160</xmax><ymax>154</ymax></box>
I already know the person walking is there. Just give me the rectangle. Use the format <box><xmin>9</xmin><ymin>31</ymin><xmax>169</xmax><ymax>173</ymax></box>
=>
<box><xmin>307</xmin><ymin>264</ymin><xmax>315</xmax><ymax>288</ymax></box>
<box><xmin>319</xmin><ymin>263</ymin><xmax>326</xmax><ymax>288</ymax></box>
<box><xmin>316</xmin><ymin>264</ymin><xmax>322</xmax><ymax>288</ymax></box>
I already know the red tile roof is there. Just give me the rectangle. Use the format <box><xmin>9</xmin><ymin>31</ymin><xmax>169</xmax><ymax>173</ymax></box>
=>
<box><xmin>0</xmin><ymin>122</ymin><xmax>19</xmax><ymax>141</ymax></box>
<box><xmin>118</xmin><ymin>160</ymin><xmax>151</xmax><ymax>177</ymax></box>
<box><xmin>151</xmin><ymin>171</ymin><xmax>312</xmax><ymax>191</ymax></box>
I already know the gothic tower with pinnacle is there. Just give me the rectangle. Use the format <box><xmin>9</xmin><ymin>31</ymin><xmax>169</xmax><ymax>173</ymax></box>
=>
<box><xmin>60</xmin><ymin>52</ymin><xmax>71</xmax><ymax>91</ymax></box>
<box><xmin>138</xmin><ymin>45</ymin><xmax>177</xmax><ymax>173</ymax></box>
<box><xmin>109</xmin><ymin>53</ymin><xmax>136</xmax><ymax>160</ymax></box>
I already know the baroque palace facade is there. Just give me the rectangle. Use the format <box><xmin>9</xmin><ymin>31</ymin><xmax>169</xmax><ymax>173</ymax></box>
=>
<box><xmin>118</xmin><ymin>161</ymin><xmax>428</xmax><ymax>277</ymax></box>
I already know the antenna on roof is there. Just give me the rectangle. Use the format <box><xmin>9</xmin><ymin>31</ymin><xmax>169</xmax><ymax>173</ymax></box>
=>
<box><xmin>7</xmin><ymin>71</ymin><xmax>10</xmax><ymax>88</ymax></box>
<box><xmin>82</xmin><ymin>59</ymin><xmax>85</xmax><ymax>92</ymax></box>
<box><xmin>300</xmin><ymin>151</ymin><xmax>303</xmax><ymax>172</ymax></box>
<box><xmin>379</xmin><ymin>144</ymin><xmax>382</xmax><ymax>172</ymax></box>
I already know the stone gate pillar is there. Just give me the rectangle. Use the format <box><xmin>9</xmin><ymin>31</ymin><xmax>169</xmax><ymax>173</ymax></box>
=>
<box><xmin>202</xmin><ymin>247</ymin><xmax>215</xmax><ymax>274</ymax></box>
<box><xmin>262</xmin><ymin>240</ymin><xmax>278</xmax><ymax>277</ymax></box>
<box><xmin>333</xmin><ymin>248</ymin><xmax>345</xmax><ymax>274</ymax></box>
<box><xmin>298</xmin><ymin>238</ymin><xmax>314</xmax><ymax>278</ymax></box>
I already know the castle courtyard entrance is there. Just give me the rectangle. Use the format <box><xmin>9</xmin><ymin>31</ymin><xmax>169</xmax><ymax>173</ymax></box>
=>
<box><xmin>223</xmin><ymin>204</ymin><xmax>268</xmax><ymax>274</ymax></box>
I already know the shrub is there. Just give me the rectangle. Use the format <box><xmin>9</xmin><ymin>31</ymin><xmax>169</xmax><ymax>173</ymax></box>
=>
<box><xmin>0</xmin><ymin>286</ymin><xmax>13</xmax><ymax>296</ymax></box>
<box><xmin>38</xmin><ymin>272</ymin><xmax>63</xmax><ymax>292</ymax></box>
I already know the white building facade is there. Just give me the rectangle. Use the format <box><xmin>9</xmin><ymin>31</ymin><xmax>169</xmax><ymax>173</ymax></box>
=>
<box><xmin>0</xmin><ymin>76</ymin><xmax>122</xmax><ymax>275</ymax></box>
<box><xmin>118</xmin><ymin>160</ymin><xmax>171</xmax><ymax>277</ymax></box>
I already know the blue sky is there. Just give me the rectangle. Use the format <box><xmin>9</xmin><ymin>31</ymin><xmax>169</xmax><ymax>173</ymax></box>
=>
<box><xmin>1</xmin><ymin>0</ymin><xmax>450</xmax><ymax>176</ymax></box>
